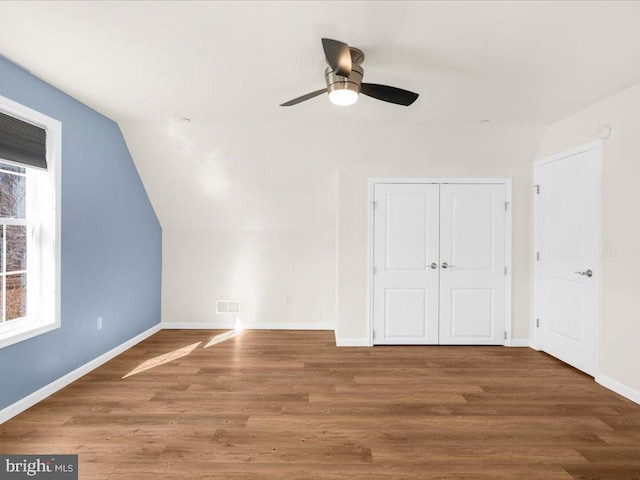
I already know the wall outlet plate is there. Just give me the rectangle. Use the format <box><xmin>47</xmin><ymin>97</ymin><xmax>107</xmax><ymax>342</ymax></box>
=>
<box><xmin>97</xmin><ymin>317</ymin><xmax>102</xmax><ymax>330</ymax></box>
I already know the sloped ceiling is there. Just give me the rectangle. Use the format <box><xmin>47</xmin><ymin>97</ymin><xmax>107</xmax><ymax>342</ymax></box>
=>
<box><xmin>1</xmin><ymin>1</ymin><xmax>640</xmax><ymax>125</ymax></box>
<box><xmin>1</xmin><ymin>1</ymin><xmax>639</xmax><ymax>233</ymax></box>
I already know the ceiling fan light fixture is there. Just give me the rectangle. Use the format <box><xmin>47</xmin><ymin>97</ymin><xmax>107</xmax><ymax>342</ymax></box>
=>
<box><xmin>325</xmin><ymin>64</ymin><xmax>362</xmax><ymax>107</ymax></box>
<box><xmin>329</xmin><ymin>88</ymin><xmax>359</xmax><ymax>106</ymax></box>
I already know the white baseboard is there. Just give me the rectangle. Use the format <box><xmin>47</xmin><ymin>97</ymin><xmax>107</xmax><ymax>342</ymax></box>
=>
<box><xmin>245</xmin><ymin>323</ymin><xmax>334</xmax><ymax>330</ymax></box>
<box><xmin>0</xmin><ymin>324</ymin><xmax>161</xmax><ymax>424</ymax></box>
<box><xmin>335</xmin><ymin>337</ymin><xmax>371</xmax><ymax>347</ymax></box>
<box><xmin>597</xmin><ymin>373</ymin><xmax>640</xmax><ymax>406</ymax></box>
<box><xmin>335</xmin><ymin>338</ymin><xmax>531</xmax><ymax>347</ymax></box>
<box><xmin>162</xmin><ymin>322</ymin><xmax>232</xmax><ymax>329</ymax></box>
<box><xmin>162</xmin><ymin>322</ymin><xmax>333</xmax><ymax>331</ymax></box>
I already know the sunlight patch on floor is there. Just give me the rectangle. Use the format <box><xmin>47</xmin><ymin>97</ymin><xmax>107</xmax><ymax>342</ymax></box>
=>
<box><xmin>122</xmin><ymin>341</ymin><xmax>201</xmax><ymax>378</ymax></box>
<box><xmin>204</xmin><ymin>319</ymin><xmax>244</xmax><ymax>348</ymax></box>
<box><xmin>204</xmin><ymin>327</ymin><xmax>244</xmax><ymax>348</ymax></box>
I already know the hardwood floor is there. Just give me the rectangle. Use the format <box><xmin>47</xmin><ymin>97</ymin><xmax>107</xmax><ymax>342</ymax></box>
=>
<box><xmin>1</xmin><ymin>329</ymin><xmax>640</xmax><ymax>479</ymax></box>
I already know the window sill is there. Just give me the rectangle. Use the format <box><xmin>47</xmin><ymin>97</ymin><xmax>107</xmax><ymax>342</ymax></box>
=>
<box><xmin>0</xmin><ymin>319</ymin><xmax>60</xmax><ymax>349</ymax></box>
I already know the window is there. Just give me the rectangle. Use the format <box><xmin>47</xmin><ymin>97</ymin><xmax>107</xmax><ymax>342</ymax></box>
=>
<box><xmin>1</xmin><ymin>163</ymin><xmax>28</xmax><ymax>323</ymax></box>
<box><xmin>0</xmin><ymin>95</ymin><xmax>61</xmax><ymax>348</ymax></box>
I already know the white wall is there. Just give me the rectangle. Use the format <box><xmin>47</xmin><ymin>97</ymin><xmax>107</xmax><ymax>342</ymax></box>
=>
<box><xmin>162</xmin><ymin>227</ymin><xmax>336</xmax><ymax>328</ymax></box>
<box><xmin>537</xmin><ymin>82</ymin><xmax>640</xmax><ymax>394</ymax></box>
<box><xmin>122</xmin><ymin>120</ymin><xmax>342</xmax><ymax>329</ymax></box>
<box><xmin>122</xmin><ymin>120</ymin><xmax>545</xmax><ymax>336</ymax></box>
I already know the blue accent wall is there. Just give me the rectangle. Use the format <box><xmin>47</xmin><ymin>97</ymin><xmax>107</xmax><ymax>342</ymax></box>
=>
<box><xmin>0</xmin><ymin>56</ymin><xmax>162</xmax><ymax>410</ymax></box>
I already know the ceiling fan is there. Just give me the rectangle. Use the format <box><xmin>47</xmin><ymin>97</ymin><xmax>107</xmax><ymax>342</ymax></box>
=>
<box><xmin>280</xmin><ymin>38</ymin><xmax>419</xmax><ymax>107</ymax></box>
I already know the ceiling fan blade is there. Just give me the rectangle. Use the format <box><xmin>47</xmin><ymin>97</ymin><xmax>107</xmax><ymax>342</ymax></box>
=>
<box><xmin>280</xmin><ymin>89</ymin><xmax>326</xmax><ymax>107</ymax></box>
<box><xmin>321</xmin><ymin>38</ymin><xmax>352</xmax><ymax>77</ymax></box>
<box><xmin>360</xmin><ymin>83</ymin><xmax>419</xmax><ymax>106</ymax></box>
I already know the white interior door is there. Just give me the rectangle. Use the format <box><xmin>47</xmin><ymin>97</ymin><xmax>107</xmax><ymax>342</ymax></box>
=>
<box><xmin>438</xmin><ymin>184</ymin><xmax>506</xmax><ymax>345</ymax></box>
<box><xmin>535</xmin><ymin>145</ymin><xmax>599</xmax><ymax>376</ymax></box>
<box><xmin>373</xmin><ymin>183</ymin><xmax>440</xmax><ymax>344</ymax></box>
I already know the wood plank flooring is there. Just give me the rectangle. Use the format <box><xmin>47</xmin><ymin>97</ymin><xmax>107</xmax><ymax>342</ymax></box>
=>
<box><xmin>1</xmin><ymin>329</ymin><xmax>640</xmax><ymax>479</ymax></box>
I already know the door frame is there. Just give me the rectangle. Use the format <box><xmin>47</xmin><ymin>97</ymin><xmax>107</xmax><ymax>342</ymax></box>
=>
<box><xmin>367</xmin><ymin>178</ymin><xmax>513</xmax><ymax>347</ymax></box>
<box><xmin>532</xmin><ymin>140</ymin><xmax>602</xmax><ymax>377</ymax></box>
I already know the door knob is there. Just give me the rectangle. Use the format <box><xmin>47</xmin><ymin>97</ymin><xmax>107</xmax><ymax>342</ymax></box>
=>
<box><xmin>575</xmin><ymin>269</ymin><xmax>593</xmax><ymax>278</ymax></box>
<box><xmin>442</xmin><ymin>262</ymin><xmax>454</xmax><ymax>269</ymax></box>
<box><xmin>428</xmin><ymin>262</ymin><xmax>438</xmax><ymax>269</ymax></box>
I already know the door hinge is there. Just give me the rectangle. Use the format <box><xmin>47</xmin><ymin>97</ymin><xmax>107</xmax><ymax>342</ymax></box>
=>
<box><xmin>534</xmin><ymin>184</ymin><xmax>540</xmax><ymax>195</ymax></box>
<box><xmin>373</xmin><ymin>330</ymin><xmax>376</xmax><ymax>340</ymax></box>
<box><xmin>373</xmin><ymin>266</ymin><xmax>377</xmax><ymax>275</ymax></box>
<box><xmin>536</xmin><ymin>252</ymin><xmax>540</xmax><ymax>262</ymax></box>
<box><xmin>372</xmin><ymin>200</ymin><xmax>377</xmax><ymax>210</ymax></box>
<box><xmin>504</xmin><ymin>331</ymin><xmax>507</xmax><ymax>340</ymax></box>
<box><xmin>536</xmin><ymin>318</ymin><xmax>540</xmax><ymax>328</ymax></box>
<box><xmin>504</xmin><ymin>266</ymin><xmax>508</xmax><ymax>275</ymax></box>
<box><xmin>504</xmin><ymin>201</ymin><xmax>509</xmax><ymax>211</ymax></box>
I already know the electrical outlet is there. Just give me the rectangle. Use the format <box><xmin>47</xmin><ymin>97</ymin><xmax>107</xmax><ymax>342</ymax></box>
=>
<box><xmin>97</xmin><ymin>317</ymin><xmax>102</xmax><ymax>330</ymax></box>
<box><xmin>284</xmin><ymin>296</ymin><xmax>292</xmax><ymax>304</ymax></box>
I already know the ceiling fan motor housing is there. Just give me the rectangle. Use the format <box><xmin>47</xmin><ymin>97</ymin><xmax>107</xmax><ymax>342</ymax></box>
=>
<box><xmin>325</xmin><ymin>63</ymin><xmax>363</xmax><ymax>96</ymax></box>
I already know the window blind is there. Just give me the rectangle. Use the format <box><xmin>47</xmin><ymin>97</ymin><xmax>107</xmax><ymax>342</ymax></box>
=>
<box><xmin>0</xmin><ymin>110</ymin><xmax>47</xmax><ymax>170</ymax></box>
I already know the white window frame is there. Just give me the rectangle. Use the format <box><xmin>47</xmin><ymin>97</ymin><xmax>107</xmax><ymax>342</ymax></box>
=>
<box><xmin>0</xmin><ymin>94</ymin><xmax>61</xmax><ymax>349</ymax></box>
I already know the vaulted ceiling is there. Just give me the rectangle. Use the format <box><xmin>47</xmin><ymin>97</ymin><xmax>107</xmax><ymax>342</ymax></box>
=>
<box><xmin>2</xmin><ymin>1</ymin><xmax>640</xmax><ymax>125</ymax></box>
<box><xmin>1</xmin><ymin>1</ymin><xmax>639</xmax><ymax>234</ymax></box>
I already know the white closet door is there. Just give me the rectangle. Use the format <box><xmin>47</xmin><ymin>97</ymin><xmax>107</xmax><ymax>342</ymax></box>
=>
<box><xmin>438</xmin><ymin>184</ymin><xmax>506</xmax><ymax>345</ymax></box>
<box><xmin>373</xmin><ymin>183</ymin><xmax>440</xmax><ymax>344</ymax></box>
<box><xmin>536</xmin><ymin>147</ymin><xmax>598</xmax><ymax>376</ymax></box>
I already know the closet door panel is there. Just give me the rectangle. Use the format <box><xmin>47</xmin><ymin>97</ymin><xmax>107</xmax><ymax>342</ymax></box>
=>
<box><xmin>438</xmin><ymin>184</ymin><xmax>506</xmax><ymax>345</ymax></box>
<box><xmin>373</xmin><ymin>183</ymin><xmax>440</xmax><ymax>344</ymax></box>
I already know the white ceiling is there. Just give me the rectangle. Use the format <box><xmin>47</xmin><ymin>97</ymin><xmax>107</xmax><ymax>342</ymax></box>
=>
<box><xmin>2</xmin><ymin>1</ymin><xmax>640</xmax><ymax>125</ymax></box>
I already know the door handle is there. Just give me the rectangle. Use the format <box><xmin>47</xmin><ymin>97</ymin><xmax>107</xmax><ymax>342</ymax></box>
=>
<box><xmin>427</xmin><ymin>262</ymin><xmax>438</xmax><ymax>270</ymax></box>
<box><xmin>575</xmin><ymin>269</ymin><xmax>593</xmax><ymax>278</ymax></box>
<box><xmin>442</xmin><ymin>262</ymin><xmax>454</xmax><ymax>269</ymax></box>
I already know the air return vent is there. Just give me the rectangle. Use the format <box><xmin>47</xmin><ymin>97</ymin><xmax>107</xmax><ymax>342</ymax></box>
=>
<box><xmin>216</xmin><ymin>300</ymin><xmax>240</xmax><ymax>314</ymax></box>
